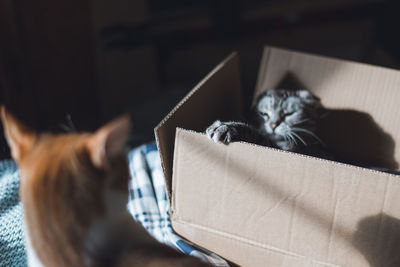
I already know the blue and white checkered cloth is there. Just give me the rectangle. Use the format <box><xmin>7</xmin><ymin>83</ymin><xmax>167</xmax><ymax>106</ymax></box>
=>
<box><xmin>0</xmin><ymin>160</ymin><xmax>26</xmax><ymax>267</ymax></box>
<box><xmin>0</xmin><ymin>142</ymin><xmax>228</xmax><ymax>266</ymax></box>
<box><xmin>127</xmin><ymin>142</ymin><xmax>229</xmax><ymax>266</ymax></box>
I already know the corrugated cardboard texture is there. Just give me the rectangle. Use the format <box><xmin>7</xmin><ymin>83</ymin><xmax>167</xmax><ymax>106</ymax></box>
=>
<box><xmin>155</xmin><ymin>53</ymin><xmax>243</xmax><ymax>198</ymax></box>
<box><xmin>255</xmin><ymin>47</ymin><xmax>400</xmax><ymax>169</ymax></box>
<box><xmin>173</xmin><ymin>129</ymin><xmax>400</xmax><ymax>267</ymax></box>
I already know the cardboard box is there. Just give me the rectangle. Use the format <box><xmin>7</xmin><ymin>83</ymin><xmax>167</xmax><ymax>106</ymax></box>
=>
<box><xmin>155</xmin><ymin>47</ymin><xmax>400</xmax><ymax>266</ymax></box>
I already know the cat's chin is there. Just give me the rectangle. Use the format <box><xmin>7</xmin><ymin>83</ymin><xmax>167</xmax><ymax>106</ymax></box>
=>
<box><xmin>270</xmin><ymin>135</ymin><xmax>295</xmax><ymax>151</ymax></box>
<box><xmin>276</xmin><ymin>141</ymin><xmax>295</xmax><ymax>151</ymax></box>
<box><xmin>268</xmin><ymin>134</ymin><xmax>285</xmax><ymax>143</ymax></box>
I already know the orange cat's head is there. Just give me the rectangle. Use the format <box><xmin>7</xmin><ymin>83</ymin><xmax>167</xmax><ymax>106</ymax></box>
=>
<box><xmin>0</xmin><ymin>105</ymin><xmax>138</xmax><ymax>266</ymax></box>
<box><xmin>1</xmin><ymin>106</ymin><xmax>209</xmax><ymax>267</ymax></box>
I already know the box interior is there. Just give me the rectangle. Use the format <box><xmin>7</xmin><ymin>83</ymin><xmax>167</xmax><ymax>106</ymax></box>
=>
<box><xmin>255</xmin><ymin>47</ymin><xmax>400</xmax><ymax>170</ymax></box>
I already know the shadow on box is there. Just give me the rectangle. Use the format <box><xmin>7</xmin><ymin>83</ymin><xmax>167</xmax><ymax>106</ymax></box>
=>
<box><xmin>275</xmin><ymin>73</ymin><xmax>397</xmax><ymax>170</ymax></box>
<box><xmin>352</xmin><ymin>213</ymin><xmax>400</xmax><ymax>267</ymax></box>
<box><xmin>189</xmin><ymin>136</ymin><xmax>400</xmax><ymax>266</ymax></box>
<box><xmin>199</xmin><ymin>73</ymin><xmax>399</xmax><ymax>265</ymax></box>
<box><xmin>276</xmin><ymin>73</ymin><xmax>400</xmax><ymax>266</ymax></box>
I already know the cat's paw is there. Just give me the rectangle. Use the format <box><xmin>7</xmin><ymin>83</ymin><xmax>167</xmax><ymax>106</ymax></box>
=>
<box><xmin>206</xmin><ymin>120</ymin><xmax>239</xmax><ymax>144</ymax></box>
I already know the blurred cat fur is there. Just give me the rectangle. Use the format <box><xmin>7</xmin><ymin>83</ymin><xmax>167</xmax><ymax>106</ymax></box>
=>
<box><xmin>0</xmin><ymin>106</ymin><xmax>208</xmax><ymax>267</ymax></box>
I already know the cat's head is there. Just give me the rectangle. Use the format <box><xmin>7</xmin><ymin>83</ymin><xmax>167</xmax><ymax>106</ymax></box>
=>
<box><xmin>1</xmin><ymin>106</ymin><xmax>210</xmax><ymax>267</ymax></box>
<box><xmin>254</xmin><ymin>89</ymin><xmax>321</xmax><ymax>150</ymax></box>
<box><xmin>0</xmin><ymin>106</ymin><xmax>135</xmax><ymax>266</ymax></box>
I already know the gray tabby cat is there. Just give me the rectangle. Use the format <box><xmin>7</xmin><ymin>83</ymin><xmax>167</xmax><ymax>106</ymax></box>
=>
<box><xmin>207</xmin><ymin>89</ymin><xmax>400</xmax><ymax>174</ymax></box>
<box><xmin>206</xmin><ymin>89</ymin><xmax>329</xmax><ymax>157</ymax></box>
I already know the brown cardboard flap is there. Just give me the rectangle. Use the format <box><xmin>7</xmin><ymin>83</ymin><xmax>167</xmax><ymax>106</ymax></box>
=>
<box><xmin>155</xmin><ymin>53</ymin><xmax>243</xmax><ymax>198</ymax></box>
<box><xmin>173</xmin><ymin>128</ymin><xmax>400</xmax><ymax>267</ymax></box>
<box><xmin>255</xmin><ymin>46</ymin><xmax>400</xmax><ymax>169</ymax></box>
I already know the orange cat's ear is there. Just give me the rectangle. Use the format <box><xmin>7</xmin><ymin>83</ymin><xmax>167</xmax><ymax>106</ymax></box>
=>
<box><xmin>0</xmin><ymin>105</ymin><xmax>36</xmax><ymax>161</ymax></box>
<box><xmin>86</xmin><ymin>114</ymin><xmax>131</xmax><ymax>168</ymax></box>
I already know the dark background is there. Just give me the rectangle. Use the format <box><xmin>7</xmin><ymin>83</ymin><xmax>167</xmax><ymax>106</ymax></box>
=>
<box><xmin>1</xmin><ymin>0</ymin><xmax>400</xmax><ymax>158</ymax></box>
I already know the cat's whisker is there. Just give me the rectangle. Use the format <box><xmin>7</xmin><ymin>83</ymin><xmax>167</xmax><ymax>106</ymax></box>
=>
<box><xmin>59</xmin><ymin>114</ymin><xmax>77</xmax><ymax>132</ymax></box>
<box><xmin>282</xmin><ymin>134</ymin><xmax>291</xmax><ymax>146</ymax></box>
<box><xmin>291</xmin><ymin>127</ymin><xmax>324</xmax><ymax>145</ymax></box>
<box><xmin>291</xmin><ymin>134</ymin><xmax>299</xmax><ymax>146</ymax></box>
<box><xmin>286</xmin><ymin>133</ymin><xmax>297</xmax><ymax>146</ymax></box>
<box><xmin>66</xmin><ymin>114</ymin><xmax>77</xmax><ymax>132</ymax></box>
<box><xmin>292</xmin><ymin>118</ymin><xmax>311</xmax><ymax>126</ymax></box>
<box><xmin>283</xmin><ymin>135</ymin><xmax>289</xmax><ymax>143</ymax></box>
<box><xmin>59</xmin><ymin>123</ymin><xmax>72</xmax><ymax>132</ymax></box>
<box><xmin>284</xmin><ymin>135</ymin><xmax>294</xmax><ymax>147</ymax></box>
<box><xmin>290</xmin><ymin>131</ymin><xmax>307</xmax><ymax>146</ymax></box>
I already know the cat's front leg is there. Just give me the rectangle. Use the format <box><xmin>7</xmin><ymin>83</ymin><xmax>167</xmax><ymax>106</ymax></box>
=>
<box><xmin>206</xmin><ymin>120</ymin><xmax>270</xmax><ymax>146</ymax></box>
<box><xmin>206</xmin><ymin>120</ymin><xmax>240</xmax><ymax>144</ymax></box>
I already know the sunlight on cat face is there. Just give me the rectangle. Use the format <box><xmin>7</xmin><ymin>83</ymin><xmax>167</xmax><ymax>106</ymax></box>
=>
<box><xmin>256</xmin><ymin>89</ymin><xmax>320</xmax><ymax>150</ymax></box>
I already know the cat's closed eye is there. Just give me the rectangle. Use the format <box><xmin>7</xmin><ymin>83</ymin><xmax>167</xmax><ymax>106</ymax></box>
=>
<box><xmin>283</xmin><ymin>111</ymin><xmax>294</xmax><ymax>117</ymax></box>
<box><xmin>259</xmin><ymin>111</ymin><xmax>269</xmax><ymax>119</ymax></box>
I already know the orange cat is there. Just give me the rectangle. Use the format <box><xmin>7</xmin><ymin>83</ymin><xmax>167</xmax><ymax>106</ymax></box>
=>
<box><xmin>0</xmin><ymin>106</ymin><xmax>208</xmax><ymax>267</ymax></box>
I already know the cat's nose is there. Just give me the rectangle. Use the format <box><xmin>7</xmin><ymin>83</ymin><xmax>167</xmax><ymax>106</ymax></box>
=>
<box><xmin>270</xmin><ymin>123</ymin><xmax>277</xmax><ymax>129</ymax></box>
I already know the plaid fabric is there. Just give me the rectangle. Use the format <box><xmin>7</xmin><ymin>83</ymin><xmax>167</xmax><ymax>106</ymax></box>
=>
<box><xmin>0</xmin><ymin>142</ymin><xmax>228</xmax><ymax>266</ymax></box>
<box><xmin>127</xmin><ymin>142</ymin><xmax>229</xmax><ymax>266</ymax></box>
<box><xmin>0</xmin><ymin>160</ymin><xmax>26</xmax><ymax>267</ymax></box>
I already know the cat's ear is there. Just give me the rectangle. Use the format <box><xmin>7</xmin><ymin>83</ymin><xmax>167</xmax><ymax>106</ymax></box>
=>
<box><xmin>0</xmin><ymin>105</ymin><xmax>36</xmax><ymax>161</ymax></box>
<box><xmin>86</xmin><ymin>114</ymin><xmax>131</xmax><ymax>168</ymax></box>
<box><xmin>297</xmin><ymin>90</ymin><xmax>320</xmax><ymax>105</ymax></box>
